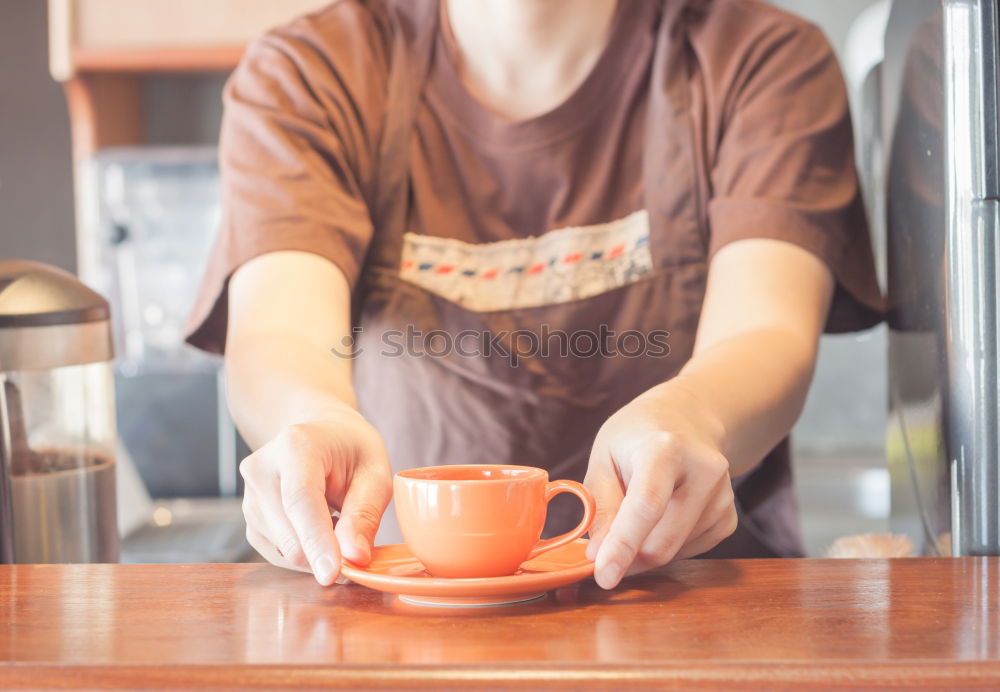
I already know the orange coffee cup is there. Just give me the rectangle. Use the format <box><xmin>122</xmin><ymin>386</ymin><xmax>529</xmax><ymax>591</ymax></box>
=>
<box><xmin>393</xmin><ymin>464</ymin><xmax>596</xmax><ymax>579</ymax></box>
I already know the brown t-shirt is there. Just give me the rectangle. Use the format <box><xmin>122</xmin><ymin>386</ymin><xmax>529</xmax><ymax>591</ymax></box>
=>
<box><xmin>187</xmin><ymin>0</ymin><xmax>883</xmax><ymax>556</ymax></box>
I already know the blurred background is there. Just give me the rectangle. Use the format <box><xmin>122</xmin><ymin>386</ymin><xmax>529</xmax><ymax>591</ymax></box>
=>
<box><xmin>0</xmin><ymin>0</ymin><xmax>891</xmax><ymax>559</ymax></box>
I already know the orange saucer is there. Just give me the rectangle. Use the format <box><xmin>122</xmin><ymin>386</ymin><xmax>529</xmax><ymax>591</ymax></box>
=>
<box><xmin>340</xmin><ymin>539</ymin><xmax>594</xmax><ymax>607</ymax></box>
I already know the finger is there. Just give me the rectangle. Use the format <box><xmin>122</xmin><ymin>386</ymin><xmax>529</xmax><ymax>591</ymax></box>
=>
<box><xmin>250</xmin><ymin>487</ymin><xmax>310</xmax><ymax>570</ymax></box>
<box><xmin>625</xmin><ymin>473</ymin><xmax>729</xmax><ymax>574</ymax></box>
<box><xmin>241</xmin><ymin>454</ymin><xmax>309</xmax><ymax>569</ymax></box>
<box><xmin>622</xmin><ymin>494</ymin><xmax>704</xmax><ymax>577</ymax></box>
<box><xmin>583</xmin><ymin>463</ymin><xmax>625</xmax><ymax>561</ymax></box>
<box><xmin>674</xmin><ymin>511</ymin><xmax>738</xmax><ymax>560</ymax></box>
<box><xmin>280</xmin><ymin>462</ymin><xmax>342</xmax><ymax>586</ymax></box>
<box><xmin>245</xmin><ymin>525</ymin><xmax>311</xmax><ymax>574</ymax></box>
<box><xmin>674</xmin><ymin>496</ymin><xmax>738</xmax><ymax>561</ymax></box>
<box><xmin>594</xmin><ymin>456</ymin><xmax>678</xmax><ymax>590</ymax></box>
<box><xmin>334</xmin><ymin>459</ymin><xmax>392</xmax><ymax>565</ymax></box>
<box><xmin>247</xmin><ymin>527</ymin><xmax>350</xmax><ymax>583</ymax></box>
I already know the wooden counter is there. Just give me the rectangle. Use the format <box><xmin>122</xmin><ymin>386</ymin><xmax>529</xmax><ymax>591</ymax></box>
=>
<box><xmin>2</xmin><ymin>558</ymin><xmax>998</xmax><ymax>690</ymax></box>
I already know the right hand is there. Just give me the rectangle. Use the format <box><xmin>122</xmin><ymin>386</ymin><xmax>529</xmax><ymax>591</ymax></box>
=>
<box><xmin>240</xmin><ymin>409</ymin><xmax>392</xmax><ymax>585</ymax></box>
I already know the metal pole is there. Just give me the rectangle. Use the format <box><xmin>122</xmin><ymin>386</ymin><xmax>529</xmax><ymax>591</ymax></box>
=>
<box><xmin>943</xmin><ymin>0</ymin><xmax>1000</xmax><ymax>556</ymax></box>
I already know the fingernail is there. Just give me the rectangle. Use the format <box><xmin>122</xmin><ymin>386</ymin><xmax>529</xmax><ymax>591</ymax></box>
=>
<box><xmin>596</xmin><ymin>559</ymin><xmax>624</xmax><ymax>590</ymax></box>
<box><xmin>337</xmin><ymin>532</ymin><xmax>367</xmax><ymax>564</ymax></box>
<box><xmin>315</xmin><ymin>555</ymin><xmax>336</xmax><ymax>585</ymax></box>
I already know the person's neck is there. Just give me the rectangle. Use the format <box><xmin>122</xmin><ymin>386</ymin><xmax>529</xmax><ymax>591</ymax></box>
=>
<box><xmin>444</xmin><ymin>0</ymin><xmax>619</xmax><ymax>121</ymax></box>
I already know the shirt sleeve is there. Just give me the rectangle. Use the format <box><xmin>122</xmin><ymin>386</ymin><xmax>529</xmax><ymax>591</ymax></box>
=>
<box><xmin>185</xmin><ymin>12</ymin><xmax>385</xmax><ymax>354</ymax></box>
<box><xmin>706</xmin><ymin>19</ymin><xmax>884</xmax><ymax>333</ymax></box>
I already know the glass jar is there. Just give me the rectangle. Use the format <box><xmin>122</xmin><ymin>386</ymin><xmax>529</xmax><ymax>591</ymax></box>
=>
<box><xmin>0</xmin><ymin>260</ymin><xmax>119</xmax><ymax>563</ymax></box>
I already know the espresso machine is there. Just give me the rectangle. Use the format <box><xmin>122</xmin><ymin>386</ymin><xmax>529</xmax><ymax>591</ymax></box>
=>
<box><xmin>0</xmin><ymin>260</ymin><xmax>119</xmax><ymax>563</ymax></box>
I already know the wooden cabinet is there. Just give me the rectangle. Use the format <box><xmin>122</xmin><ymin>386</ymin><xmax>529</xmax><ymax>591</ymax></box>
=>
<box><xmin>49</xmin><ymin>0</ymin><xmax>329</xmax><ymax>77</ymax></box>
<box><xmin>48</xmin><ymin>0</ymin><xmax>330</xmax><ymax>272</ymax></box>
<box><xmin>48</xmin><ymin>0</ymin><xmax>329</xmax><ymax>160</ymax></box>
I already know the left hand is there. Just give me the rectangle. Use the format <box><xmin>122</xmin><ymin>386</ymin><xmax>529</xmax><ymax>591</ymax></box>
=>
<box><xmin>584</xmin><ymin>382</ymin><xmax>738</xmax><ymax>589</ymax></box>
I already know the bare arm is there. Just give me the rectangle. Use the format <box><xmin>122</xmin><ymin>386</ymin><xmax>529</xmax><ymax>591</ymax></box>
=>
<box><xmin>586</xmin><ymin>238</ymin><xmax>833</xmax><ymax>588</ymax></box>
<box><xmin>227</xmin><ymin>250</ymin><xmax>391</xmax><ymax>585</ymax></box>
<box><xmin>678</xmin><ymin>237</ymin><xmax>833</xmax><ymax>475</ymax></box>
<box><xmin>227</xmin><ymin>251</ymin><xmax>357</xmax><ymax>445</ymax></box>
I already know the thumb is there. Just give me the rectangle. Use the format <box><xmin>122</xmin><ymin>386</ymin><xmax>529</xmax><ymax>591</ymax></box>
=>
<box><xmin>583</xmin><ymin>463</ymin><xmax>625</xmax><ymax>561</ymax></box>
<box><xmin>334</xmin><ymin>463</ymin><xmax>391</xmax><ymax>566</ymax></box>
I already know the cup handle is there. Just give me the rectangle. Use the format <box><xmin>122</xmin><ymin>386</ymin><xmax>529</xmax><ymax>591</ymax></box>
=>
<box><xmin>526</xmin><ymin>479</ymin><xmax>597</xmax><ymax>560</ymax></box>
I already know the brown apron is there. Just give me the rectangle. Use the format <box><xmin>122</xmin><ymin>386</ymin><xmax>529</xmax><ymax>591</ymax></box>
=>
<box><xmin>354</xmin><ymin>0</ymin><xmax>802</xmax><ymax>557</ymax></box>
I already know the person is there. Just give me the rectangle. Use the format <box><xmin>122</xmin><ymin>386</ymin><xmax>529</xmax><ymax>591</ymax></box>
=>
<box><xmin>186</xmin><ymin>0</ymin><xmax>883</xmax><ymax>589</ymax></box>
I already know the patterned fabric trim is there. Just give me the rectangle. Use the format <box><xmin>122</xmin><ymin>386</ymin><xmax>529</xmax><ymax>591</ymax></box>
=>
<box><xmin>399</xmin><ymin>210</ymin><xmax>653</xmax><ymax>311</ymax></box>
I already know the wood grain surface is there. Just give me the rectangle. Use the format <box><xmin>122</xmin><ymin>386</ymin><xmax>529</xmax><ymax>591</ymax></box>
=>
<box><xmin>1</xmin><ymin>558</ymin><xmax>998</xmax><ymax>690</ymax></box>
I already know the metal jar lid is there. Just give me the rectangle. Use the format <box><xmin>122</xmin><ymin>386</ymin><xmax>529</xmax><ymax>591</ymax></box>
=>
<box><xmin>0</xmin><ymin>260</ymin><xmax>113</xmax><ymax>370</ymax></box>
